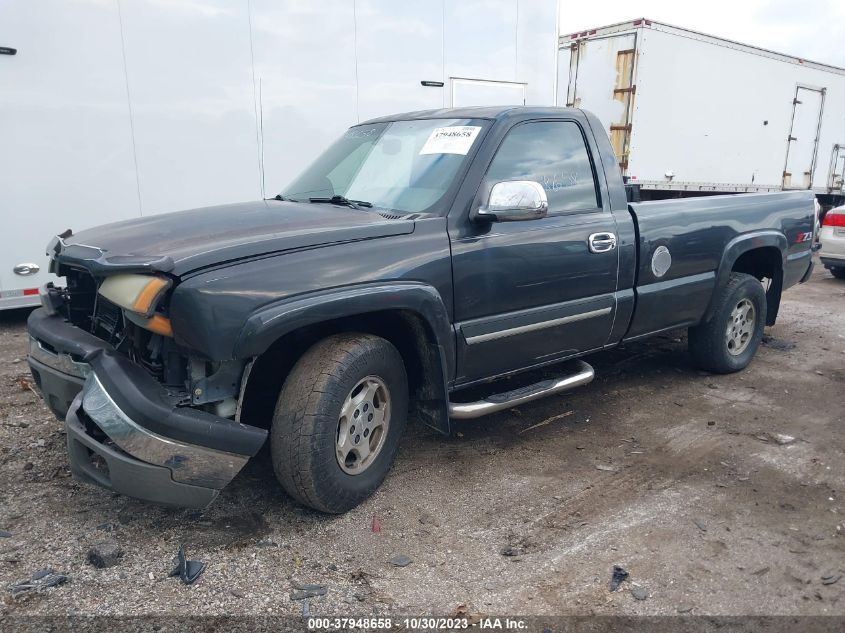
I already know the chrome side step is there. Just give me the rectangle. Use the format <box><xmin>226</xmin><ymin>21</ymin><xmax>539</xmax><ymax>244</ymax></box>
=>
<box><xmin>448</xmin><ymin>360</ymin><xmax>595</xmax><ymax>420</ymax></box>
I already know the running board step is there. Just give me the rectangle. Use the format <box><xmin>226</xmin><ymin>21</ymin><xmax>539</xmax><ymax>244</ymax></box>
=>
<box><xmin>448</xmin><ymin>360</ymin><xmax>595</xmax><ymax>420</ymax></box>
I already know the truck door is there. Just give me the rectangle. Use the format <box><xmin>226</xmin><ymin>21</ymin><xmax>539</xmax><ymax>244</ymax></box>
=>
<box><xmin>783</xmin><ymin>85</ymin><xmax>826</xmax><ymax>189</ymax></box>
<box><xmin>450</xmin><ymin>119</ymin><xmax>619</xmax><ymax>383</ymax></box>
<box><xmin>559</xmin><ymin>33</ymin><xmax>636</xmax><ymax>174</ymax></box>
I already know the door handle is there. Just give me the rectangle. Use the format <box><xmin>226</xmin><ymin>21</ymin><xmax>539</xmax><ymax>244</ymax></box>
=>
<box><xmin>588</xmin><ymin>232</ymin><xmax>617</xmax><ymax>253</ymax></box>
<box><xmin>13</xmin><ymin>262</ymin><xmax>40</xmax><ymax>276</ymax></box>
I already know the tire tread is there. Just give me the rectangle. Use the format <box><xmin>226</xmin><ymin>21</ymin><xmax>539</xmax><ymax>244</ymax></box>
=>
<box><xmin>271</xmin><ymin>333</ymin><xmax>407</xmax><ymax>513</ymax></box>
<box><xmin>688</xmin><ymin>272</ymin><xmax>767</xmax><ymax>374</ymax></box>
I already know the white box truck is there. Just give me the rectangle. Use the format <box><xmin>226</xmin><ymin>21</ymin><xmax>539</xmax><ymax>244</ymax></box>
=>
<box><xmin>0</xmin><ymin>0</ymin><xmax>559</xmax><ymax>310</ymax></box>
<box><xmin>557</xmin><ymin>18</ymin><xmax>845</xmax><ymax>207</ymax></box>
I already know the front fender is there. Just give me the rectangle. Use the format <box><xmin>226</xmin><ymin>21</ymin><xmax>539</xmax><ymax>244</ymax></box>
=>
<box><xmin>234</xmin><ymin>281</ymin><xmax>456</xmax><ymax>381</ymax></box>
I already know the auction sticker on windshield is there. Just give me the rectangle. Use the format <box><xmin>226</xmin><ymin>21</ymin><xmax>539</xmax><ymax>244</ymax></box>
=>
<box><xmin>419</xmin><ymin>126</ymin><xmax>481</xmax><ymax>155</ymax></box>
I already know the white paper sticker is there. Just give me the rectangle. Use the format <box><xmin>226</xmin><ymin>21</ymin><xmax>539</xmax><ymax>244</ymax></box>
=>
<box><xmin>419</xmin><ymin>126</ymin><xmax>481</xmax><ymax>155</ymax></box>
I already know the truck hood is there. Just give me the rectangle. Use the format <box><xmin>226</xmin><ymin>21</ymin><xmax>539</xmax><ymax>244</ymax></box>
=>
<box><xmin>55</xmin><ymin>200</ymin><xmax>415</xmax><ymax>276</ymax></box>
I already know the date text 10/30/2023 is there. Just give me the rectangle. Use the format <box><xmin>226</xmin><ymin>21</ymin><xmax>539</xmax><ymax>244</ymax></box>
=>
<box><xmin>307</xmin><ymin>616</ymin><xmax>529</xmax><ymax>630</ymax></box>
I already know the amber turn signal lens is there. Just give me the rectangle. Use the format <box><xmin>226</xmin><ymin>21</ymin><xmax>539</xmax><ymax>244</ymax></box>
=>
<box><xmin>133</xmin><ymin>277</ymin><xmax>171</xmax><ymax>315</ymax></box>
<box><xmin>145</xmin><ymin>315</ymin><xmax>173</xmax><ymax>337</ymax></box>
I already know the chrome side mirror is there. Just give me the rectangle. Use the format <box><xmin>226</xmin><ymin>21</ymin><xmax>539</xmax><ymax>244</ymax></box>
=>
<box><xmin>476</xmin><ymin>180</ymin><xmax>548</xmax><ymax>222</ymax></box>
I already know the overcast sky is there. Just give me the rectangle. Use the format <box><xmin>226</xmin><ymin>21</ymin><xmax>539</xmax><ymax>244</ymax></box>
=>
<box><xmin>558</xmin><ymin>0</ymin><xmax>845</xmax><ymax>68</ymax></box>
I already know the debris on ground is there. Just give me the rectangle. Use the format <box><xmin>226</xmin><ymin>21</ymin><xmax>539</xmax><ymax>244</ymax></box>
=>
<box><xmin>9</xmin><ymin>568</ymin><xmax>68</xmax><ymax>597</ymax></box>
<box><xmin>630</xmin><ymin>585</ymin><xmax>648</xmax><ymax>600</ymax></box>
<box><xmin>761</xmin><ymin>335</ymin><xmax>796</xmax><ymax>352</ymax></box>
<box><xmin>419</xmin><ymin>513</ymin><xmax>440</xmax><ymax>527</ymax></box>
<box><xmin>609</xmin><ymin>565</ymin><xmax>629</xmax><ymax>591</ymax></box>
<box><xmin>0</xmin><ymin>530</ymin><xmax>12</xmax><ymax>538</ymax></box>
<box><xmin>754</xmin><ymin>432</ymin><xmax>797</xmax><ymax>445</ymax></box>
<box><xmin>596</xmin><ymin>464</ymin><xmax>618</xmax><ymax>472</ymax></box>
<box><xmin>692</xmin><ymin>518</ymin><xmax>707</xmax><ymax>532</ymax></box>
<box><xmin>290</xmin><ymin>581</ymin><xmax>327</xmax><ymax>600</ymax></box>
<box><xmin>821</xmin><ymin>573</ymin><xmax>842</xmax><ymax>586</ymax></box>
<box><xmin>500</xmin><ymin>546</ymin><xmax>520</xmax><ymax>557</ymax></box>
<box><xmin>450</xmin><ymin>603</ymin><xmax>469</xmax><ymax>617</ymax></box>
<box><xmin>518</xmin><ymin>411</ymin><xmax>573</xmax><ymax>435</ymax></box>
<box><xmin>86</xmin><ymin>541</ymin><xmax>123</xmax><ymax>569</ymax></box>
<box><xmin>389</xmin><ymin>554</ymin><xmax>412</xmax><ymax>567</ymax></box>
<box><xmin>371</xmin><ymin>517</ymin><xmax>381</xmax><ymax>534</ymax></box>
<box><xmin>168</xmin><ymin>545</ymin><xmax>205</xmax><ymax>585</ymax></box>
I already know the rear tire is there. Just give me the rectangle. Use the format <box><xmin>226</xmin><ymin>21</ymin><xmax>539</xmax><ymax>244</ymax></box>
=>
<box><xmin>831</xmin><ymin>267</ymin><xmax>845</xmax><ymax>280</ymax></box>
<box><xmin>270</xmin><ymin>333</ymin><xmax>408</xmax><ymax>513</ymax></box>
<box><xmin>688</xmin><ymin>272</ymin><xmax>767</xmax><ymax>374</ymax></box>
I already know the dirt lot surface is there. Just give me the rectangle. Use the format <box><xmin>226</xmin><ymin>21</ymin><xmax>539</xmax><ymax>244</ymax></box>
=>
<box><xmin>1</xmin><ymin>261</ymin><xmax>843</xmax><ymax>618</ymax></box>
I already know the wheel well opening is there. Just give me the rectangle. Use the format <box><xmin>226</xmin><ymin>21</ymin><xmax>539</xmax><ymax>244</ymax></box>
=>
<box><xmin>238</xmin><ymin>310</ymin><xmax>448</xmax><ymax>433</ymax></box>
<box><xmin>731</xmin><ymin>246</ymin><xmax>783</xmax><ymax>326</ymax></box>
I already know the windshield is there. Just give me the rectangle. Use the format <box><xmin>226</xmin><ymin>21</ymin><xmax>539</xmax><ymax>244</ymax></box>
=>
<box><xmin>280</xmin><ymin>118</ymin><xmax>487</xmax><ymax>214</ymax></box>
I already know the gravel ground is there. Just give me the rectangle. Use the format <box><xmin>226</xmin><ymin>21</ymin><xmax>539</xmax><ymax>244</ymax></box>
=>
<box><xmin>0</xmin><ymin>259</ymin><xmax>843</xmax><ymax>617</ymax></box>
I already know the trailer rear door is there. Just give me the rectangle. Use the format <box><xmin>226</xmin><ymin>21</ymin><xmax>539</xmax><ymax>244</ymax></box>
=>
<box><xmin>783</xmin><ymin>86</ymin><xmax>826</xmax><ymax>189</ymax></box>
<box><xmin>828</xmin><ymin>144</ymin><xmax>845</xmax><ymax>192</ymax></box>
<box><xmin>558</xmin><ymin>33</ymin><xmax>636</xmax><ymax>172</ymax></box>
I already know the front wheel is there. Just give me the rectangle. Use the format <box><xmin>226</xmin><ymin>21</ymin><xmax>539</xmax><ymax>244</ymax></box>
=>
<box><xmin>688</xmin><ymin>272</ymin><xmax>767</xmax><ymax>374</ymax></box>
<box><xmin>830</xmin><ymin>266</ymin><xmax>845</xmax><ymax>280</ymax></box>
<box><xmin>270</xmin><ymin>333</ymin><xmax>408</xmax><ymax>513</ymax></box>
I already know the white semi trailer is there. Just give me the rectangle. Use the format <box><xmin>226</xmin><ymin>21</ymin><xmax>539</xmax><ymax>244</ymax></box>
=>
<box><xmin>0</xmin><ymin>0</ymin><xmax>558</xmax><ymax>310</ymax></box>
<box><xmin>557</xmin><ymin>18</ymin><xmax>845</xmax><ymax>207</ymax></box>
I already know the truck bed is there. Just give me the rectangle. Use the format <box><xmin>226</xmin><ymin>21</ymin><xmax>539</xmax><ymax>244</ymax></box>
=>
<box><xmin>623</xmin><ymin>190</ymin><xmax>816</xmax><ymax>341</ymax></box>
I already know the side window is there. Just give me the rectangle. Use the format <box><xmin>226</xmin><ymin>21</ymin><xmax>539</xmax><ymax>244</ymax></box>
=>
<box><xmin>484</xmin><ymin>121</ymin><xmax>601</xmax><ymax>214</ymax></box>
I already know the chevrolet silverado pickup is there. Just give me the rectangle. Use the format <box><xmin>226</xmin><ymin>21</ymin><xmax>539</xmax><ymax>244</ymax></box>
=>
<box><xmin>27</xmin><ymin>107</ymin><xmax>817</xmax><ymax>513</ymax></box>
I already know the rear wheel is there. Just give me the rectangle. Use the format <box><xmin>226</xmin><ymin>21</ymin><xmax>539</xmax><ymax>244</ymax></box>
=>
<box><xmin>270</xmin><ymin>333</ymin><xmax>408</xmax><ymax>513</ymax></box>
<box><xmin>688</xmin><ymin>272</ymin><xmax>766</xmax><ymax>374</ymax></box>
<box><xmin>830</xmin><ymin>266</ymin><xmax>845</xmax><ymax>280</ymax></box>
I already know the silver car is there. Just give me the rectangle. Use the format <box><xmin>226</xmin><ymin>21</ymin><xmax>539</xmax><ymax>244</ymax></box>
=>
<box><xmin>820</xmin><ymin>205</ymin><xmax>845</xmax><ymax>279</ymax></box>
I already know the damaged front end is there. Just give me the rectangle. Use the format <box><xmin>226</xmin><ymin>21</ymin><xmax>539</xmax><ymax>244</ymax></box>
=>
<box><xmin>27</xmin><ymin>239</ymin><xmax>266</xmax><ymax>508</ymax></box>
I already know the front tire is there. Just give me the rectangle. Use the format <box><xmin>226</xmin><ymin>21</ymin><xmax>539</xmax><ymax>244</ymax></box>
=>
<box><xmin>830</xmin><ymin>266</ymin><xmax>845</xmax><ymax>280</ymax></box>
<box><xmin>688</xmin><ymin>272</ymin><xmax>767</xmax><ymax>374</ymax></box>
<box><xmin>270</xmin><ymin>333</ymin><xmax>408</xmax><ymax>513</ymax></box>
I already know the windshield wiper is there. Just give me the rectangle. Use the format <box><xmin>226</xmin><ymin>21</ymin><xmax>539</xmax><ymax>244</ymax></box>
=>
<box><xmin>309</xmin><ymin>195</ymin><xmax>373</xmax><ymax>209</ymax></box>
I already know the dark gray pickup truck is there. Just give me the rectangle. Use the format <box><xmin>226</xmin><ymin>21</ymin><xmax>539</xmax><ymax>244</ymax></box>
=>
<box><xmin>27</xmin><ymin>107</ymin><xmax>816</xmax><ymax>513</ymax></box>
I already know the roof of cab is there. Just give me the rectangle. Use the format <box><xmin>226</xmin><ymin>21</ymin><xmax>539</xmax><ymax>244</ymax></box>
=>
<box><xmin>359</xmin><ymin>106</ymin><xmax>582</xmax><ymax>125</ymax></box>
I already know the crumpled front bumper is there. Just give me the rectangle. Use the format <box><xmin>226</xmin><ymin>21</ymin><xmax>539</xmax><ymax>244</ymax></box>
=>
<box><xmin>27</xmin><ymin>308</ymin><xmax>267</xmax><ymax>508</ymax></box>
<box><xmin>64</xmin><ymin>393</ymin><xmax>223</xmax><ymax>508</ymax></box>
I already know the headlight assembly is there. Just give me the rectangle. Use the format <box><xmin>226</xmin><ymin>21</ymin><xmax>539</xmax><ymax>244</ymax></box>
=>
<box><xmin>98</xmin><ymin>274</ymin><xmax>173</xmax><ymax>337</ymax></box>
